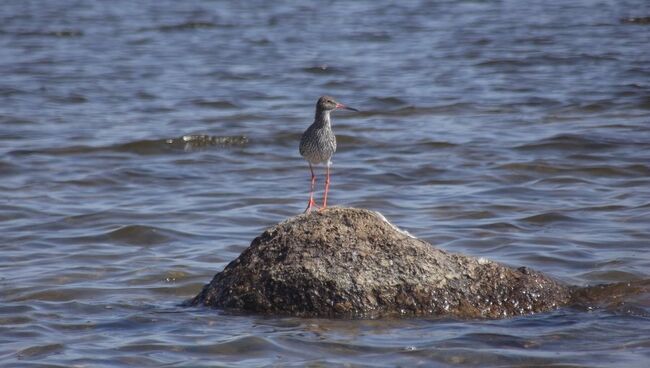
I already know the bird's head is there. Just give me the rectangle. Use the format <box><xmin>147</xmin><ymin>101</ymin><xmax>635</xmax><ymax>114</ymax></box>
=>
<box><xmin>317</xmin><ymin>95</ymin><xmax>359</xmax><ymax>112</ymax></box>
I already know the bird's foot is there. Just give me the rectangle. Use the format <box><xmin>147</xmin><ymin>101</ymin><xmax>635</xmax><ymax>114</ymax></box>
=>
<box><xmin>304</xmin><ymin>199</ymin><xmax>321</xmax><ymax>213</ymax></box>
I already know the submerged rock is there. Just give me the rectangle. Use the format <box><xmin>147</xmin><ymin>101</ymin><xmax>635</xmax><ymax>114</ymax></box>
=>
<box><xmin>191</xmin><ymin>208</ymin><xmax>573</xmax><ymax>318</ymax></box>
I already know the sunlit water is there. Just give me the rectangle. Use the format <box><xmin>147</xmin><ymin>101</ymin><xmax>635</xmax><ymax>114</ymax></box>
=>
<box><xmin>1</xmin><ymin>1</ymin><xmax>649</xmax><ymax>366</ymax></box>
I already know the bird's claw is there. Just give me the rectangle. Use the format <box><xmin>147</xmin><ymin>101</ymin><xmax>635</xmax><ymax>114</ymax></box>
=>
<box><xmin>304</xmin><ymin>199</ymin><xmax>321</xmax><ymax>213</ymax></box>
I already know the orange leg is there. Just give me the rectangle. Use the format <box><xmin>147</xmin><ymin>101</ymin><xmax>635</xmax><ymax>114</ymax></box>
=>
<box><xmin>322</xmin><ymin>163</ymin><xmax>331</xmax><ymax>209</ymax></box>
<box><xmin>305</xmin><ymin>163</ymin><xmax>319</xmax><ymax>213</ymax></box>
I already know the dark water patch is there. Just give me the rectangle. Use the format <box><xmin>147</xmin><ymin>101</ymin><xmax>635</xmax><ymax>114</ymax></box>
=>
<box><xmin>7</xmin><ymin>135</ymin><xmax>249</xmax><ymax>157</ymax></box>
<box><xmin>515</xmin><ymin>134</ymin><xmax>619</xmax><ymax>151</ymax></box>
<box><xmin>205</xmin><ymin>70</ymin><xmax>268</xmax><ymax>81</ymax></box>
<box><xmin>531</xmin><ymin>176</ymin><xmax>595</xmax><ymax>186</ymax></box>
<box><xmin>0</xmin><ymin>115</ymin><xmax>37</xmax><ymax>125</ymax></box>
<box><xmin>358</xmin><ymin>103</ymin><xmax>476</xmax><ymax>117</ymax></box>
<box><xmin>191</xmin><ymin>99</ymin><xmax>238</xmax><ymax>109</ymax></box>
<box><xmin>300</xmin><ymin>65</ymin><xmax>345</xmax><ymax>75</ymax></box>
<box><xmin>16</xmin><ymin>343</ymin><xmax>65</xmax><ymax>360</ymax></box>
<box><xmin>143</xmin><ymin>21</ymin><xmax>220</xmax><ymax>32</ymax></box>
<box><xmin>178</xmin><ymin>336</ymin><xmax>282</xmax><ymax>356</ymax></box>
<box><xmin>11</xmin><ymin>288</ymin><xmax>110</xmax><ymax>303</ymax></box>
<box><xmin>616</xmin><ymin>178</ymin><xmax>650</xmax><ymax>188</ymax></box>
<box><xmin>556</xmin><ymin>101</ymin><xmax>618</xmax><ymax>114</ymax></box>
<box><xmin>402</xmin><ymin>140</ymin><xmax>459</xmax><ymax>153</ymax></box>
<box><xmin>574</xmin><ymin>204</ymin><xmax>629</xmax><ymax>212</ymax></box>
<box><xmin>126</xmin><ymin>37</ymin><xmax>153</xmax><ymax>46</ymax></box>
<box><xmin>476</xmin><ymin>221</ymin><xmax>525</xmax><ymax>231</ymax></box>
<box><xmin>445</xmin><ymin>210</ymin><xmax>497</xmax><ymax>220</ymax></box>
<box><xmin>512</xmin><ymin>96</ymin><xmax>562</xmax><ymax>108</ymax></box>
<box><xmin>514</xmin><ymin>36</ymin><xmax>555</xmax><ymax>45</ymax></box>
<box><xmin>476</xmin><ymin>185</ymin><xmax>545</xmax><ymax>197</ymax></box>
<box><xmin>446</xmin><ymin>333</ymin><xmax>531</xmax><ymax>349</ymax></box>
<box><xmin>134</xmin><ymin>105</ymin><xmax>176</xmax><ymax>114</ymax></box>
<box><xmin>321</xmin><ymin>79</ymin><xmax>354</xmax><ymax>89</ymax></box>
<box><xmin>350</xmin><ymin>31</ymin><xmax>392</xmax><ymax>42</ymax></box>
<box><xmin>498</xmin><ymin>162</ymin><xmax>650</xmax><ymax>178</ymax></box>
<box><xmin>369</xmin><ymin>96</ymin><xmax>409</xmax><ymax>106</ymax></box>
<box><xmin>620</xmin><ymin>16</ymin><xmax>650</xmax><ymax>25</ymax></box>
<box><xmin>202</xmin><ymin>113</ymin><xmax>266</xmax><ymax>124</ymax></box>
<box><xmin>635</xmin><ymin>95</ymin><xmax>650</xmax><ymax>109</ymax></box>
<box><xmin>136</xmin><ymin>91</ymin><xmax>157</xmax><ymax>100</ymax></box>
<box><xmin>128</xmin><ymin>270</ymin><xmax>193</xmax><ymax>286</ymax></box>
<box><xmin>519</xmin><ymin>212</ymin><xmax>578</xmax><ymax>225</ymax></box>
<box><xmin>107</xmin><ymin>225</ymin><xmax>174</xmax><ymax>246</ymax></box>
<box><xmin>476</xmin><ymin>59</ymin><xmax>530</xmax><ymax>68</ymax></box>
<box><xmin>538</xmin><ymin>53</ymin><xmax>619</xmax><ymax>64</ymax></box>
<box><xmin>571</xmin><ymin>280</ymin><xmax>650</xmax><ymax>313</ymax></box>
<box><xmin>246</xmin><ymin>37</ymin><xmax>271</xmax><ymax>45</ymax></box>
<box><xmin>0</xmin><ymin>160</ymin><xmax>19</xmax><ymax>176</ymax></box>
<box><xmin>334</xmin><ymin>134</ymin><xmax>367</xmax><ymax>146</ymax></box>
<box><xmin>43</xmin><ymin>222</ymin><xmax>200</xmax><ymax>247</ymax></box>
<box><xmin>48</xmin><ymin>93</ymin><xmax>87</xmax><ymax>104</ymax></box>
<box><xmin>0</xmin><ymin>86</ymin><xmax>28</xmax><ymax>97</ymax></box>
<box><xmin>0</xmin><ymin>315</ymin><xmax>31</xmax><ymax>325</ymax></box>
<box><xmin>579</xmin><ymin>270</ymin><xmax>645</xmax><ymax>283</ymax></box>
<box><xmin>1</xmin><ymin>29</ymin><xmax>83</xmax><ymax>37</ymax></box>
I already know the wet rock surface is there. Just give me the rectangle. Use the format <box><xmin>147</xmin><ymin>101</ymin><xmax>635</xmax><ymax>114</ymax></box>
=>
<box><xmin>191</xmin><ymin>208</ymin><xmax>576</xmax><ymax>318</ymax></box>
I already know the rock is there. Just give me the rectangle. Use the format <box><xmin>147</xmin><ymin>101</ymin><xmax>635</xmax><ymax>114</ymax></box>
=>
<box><xmin>191</xmin><ymin>207</ymin><xmax>575</xmax><ymax>318</ymax></box>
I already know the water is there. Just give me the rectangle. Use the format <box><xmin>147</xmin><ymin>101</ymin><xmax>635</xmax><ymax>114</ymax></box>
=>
<box><xmin>1</xmin><ymin>0</ymin><xmax>649</xmax><ymax>366</ymax></box>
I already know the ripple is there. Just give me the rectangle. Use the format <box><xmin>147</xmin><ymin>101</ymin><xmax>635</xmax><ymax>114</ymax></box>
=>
<box><xmin>515</xmin><ymin>134</ymin><xmax>619</xmax><ymax>151</ymax></box>
<box><xmin>106</xmin><ymin>225</ymin><xmax>172</xmax><ymax>246</ymax></box>
<box><xmin>531</xmin><ymin>176</ymin><xmax>595</xmax><ymax>186</ymax></box>
<box><xmin>300</xmin><ymin>65</ymin><xmax>345</xmax><ymax>74</ymax></box>
<box><xmin>414</xmin><ymin>140</ymin><xmax>458</xmax><ymax>149</ymax></box>
<box><xmin>185</xmin><ymin>336</ymin><xmax>282</xmax><ymax>355</ymax></box>
<box><xmin>369</xmin><ymin>96</ymin><xmax>409</xmax><ymax>106</ymax></box>
<box><xmin>16</xmin><ymin>343</ymin><xmax>65</xmax><ymax>359</ymax></box>
<box><xmin>143</xmin><ymin>21</ymin><xmax>220</xmax><ymax>32</ymax></box>
<box><xmin>519</xmin><ymin>212</ymin><xmax>577</xmax><ymax>224</ymax></box>
<box><xmin>191</xmin><ymin>99</ymin><xmax>239</xmax><ymax>109</ymax></box>
<box><xmin>358</xmin><ymin>103</ymin><xmax>476</xmax><ymax>117</ymax></box>
<box><xmin>48</xmin><ymin>93</ymin><xmax>88</xmax><ymax>104</ymax></box>
<box><xmin>498</xmin><ymin>162</ymin><xmax>650</xmax><ymax>177</ymax></box>
<box><xmin>1</xmin><ymin>29</ymin><xmax>83</xmax><ymax>37</ymax></box>
<box><xmin>476</xmin><ymin>59</ymin><xmax>530</xmax><ymax>67</ymax></box>
<box><xmin>0</xmin><ymin>114</ymin><xmax>37</xmax><ymax>125</ymax></box>
<box><xmin>477</xmin><ymin>221</ymin><xmax>525</xmax><ymax>231</ymax></box>
<box><xmin>350</xmin><ymin>31</ymin><xmax>392</xmax><ymax>42</ymax></box>
<box><xmin>0</xmin><ymin>159</ymin><xmax>19</xmax><ymax>176</ymax></box>
<box><xmin>620</xmin><ymin>16</ymin><xmax>650</xmax><ymax>25</ymax></box>
<box><xmin>8</xmin><ymin>135</ymin><xmax>249</xmax><ymax>156</ymax></box>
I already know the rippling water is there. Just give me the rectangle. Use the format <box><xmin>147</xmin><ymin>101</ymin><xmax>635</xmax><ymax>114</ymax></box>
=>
<box><xmin>2</xmin><ymin>0</ymin><xmax>650</xmax><ymax>366</ymax></box>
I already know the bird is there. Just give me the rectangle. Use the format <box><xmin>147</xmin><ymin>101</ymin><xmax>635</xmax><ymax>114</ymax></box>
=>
<box><xmin>299</xmin><ymin>96</ymin><xmax>358</xmax><ymax>213</ymax></box>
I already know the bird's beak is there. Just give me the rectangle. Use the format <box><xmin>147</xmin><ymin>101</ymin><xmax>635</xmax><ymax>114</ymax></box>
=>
<box><xmin>336</xmin><ymin>103</ymin><xmax>359</xmax><ymax>112</ymax></box>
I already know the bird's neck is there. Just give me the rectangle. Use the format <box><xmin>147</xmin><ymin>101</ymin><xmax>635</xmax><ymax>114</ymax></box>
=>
<box><xmin>314</xmin><ymin>109</ymin><xmax>331</xmax><ymax>128</ymax></box>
